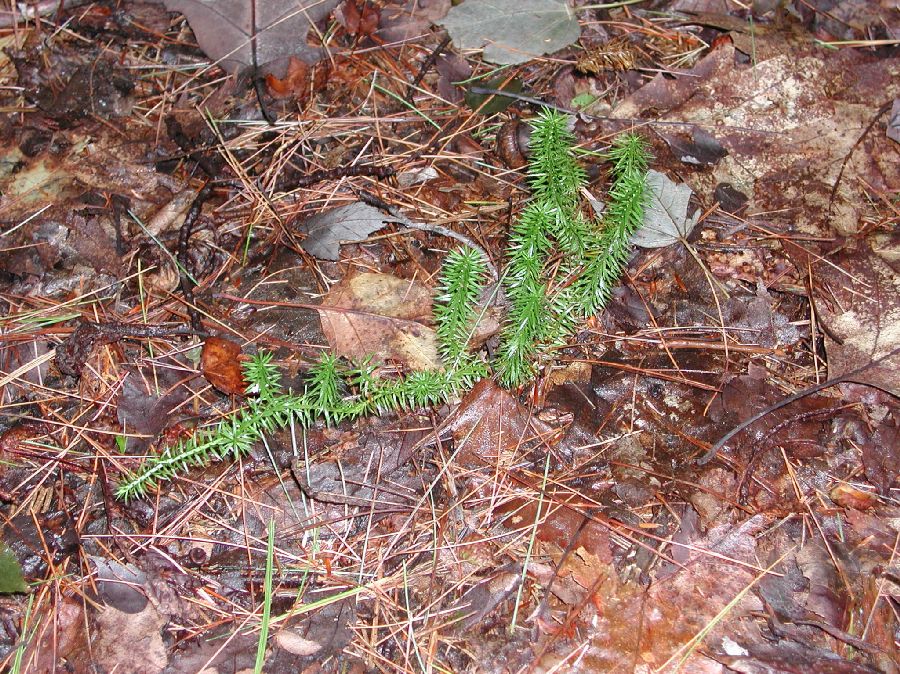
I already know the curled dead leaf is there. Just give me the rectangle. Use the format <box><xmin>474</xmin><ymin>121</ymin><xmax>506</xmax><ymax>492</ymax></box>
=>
<box><xmin>829</xmin><ymin>484</ymin><xmax>879</xmax><ymax>511</ymax></box>
<box><xmin>201</xmin><ymin>337</ymin><xmax>246</xmax><ymax>395</ymax></box>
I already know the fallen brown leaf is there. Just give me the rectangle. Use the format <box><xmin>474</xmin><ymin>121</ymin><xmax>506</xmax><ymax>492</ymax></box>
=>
<box><xmin>201</xmin><ymin>336</ymin><xmax>246</xmax><ymax>395</ymax></box>
<box><xmin>317</xmin><ymin>272</ymin><xmax>440</xmax><ymax>371</ymax></box>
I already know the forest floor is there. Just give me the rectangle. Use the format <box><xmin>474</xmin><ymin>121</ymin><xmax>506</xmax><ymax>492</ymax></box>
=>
<box><xmin>0</xmin><ymin>1</ymin><xmax>898</xmax><ymax>672</ymax></box>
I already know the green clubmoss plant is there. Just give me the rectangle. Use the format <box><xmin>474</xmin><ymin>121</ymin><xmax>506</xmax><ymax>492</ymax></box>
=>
<box><xmin>115</xmin><ymin>248</ymin><xmax>490</xmax><ymax>501</ymax></box>
<box><xmin>495</xmin><ymin>110</ymin><xmax>651</xmax><ymax>388</ymax></box>
<box><xmin>115</xmin><ymin>110</ymin><xmax>651</xmax><ymax>500</ymax></box>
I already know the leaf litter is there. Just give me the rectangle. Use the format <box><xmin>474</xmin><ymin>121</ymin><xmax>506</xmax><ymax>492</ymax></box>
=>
<box><xmin>0</xmin><ymin>1</ymin><xmax>898</xmax><ymax>673</ymax></box>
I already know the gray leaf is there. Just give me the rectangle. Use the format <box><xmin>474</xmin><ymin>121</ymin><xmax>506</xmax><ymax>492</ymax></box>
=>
<box><xmin>441</xmin><ymin>0</ymin><xmax>581</xmax><ymax>66</ymax></box>
<box><xmin>163</xmin><ymin>0</ymin><xmax>340</xmax><ymax>76</ymax></box>
<box><xmin>631</xmin><ymin>169</ymin><xmax>701</xmax><ymax>249</ymax></box>
<box><xmin>301</xmin><ymin>202</ymin><xmax>398</xmax><ymax>261</ymax></box>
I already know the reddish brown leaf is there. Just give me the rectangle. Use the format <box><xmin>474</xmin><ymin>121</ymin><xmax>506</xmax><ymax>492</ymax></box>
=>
<box><xmin>201</xmin><ymin>337</ymin><xmax>246</xmax><ymax>395</ymax></box>
<box><xmin>265</xmin><ymin>56</ymin><xmax>309</xmax><ymax>97</ymax></box>
<box><xmin>446</xmin><ymin>380</ymin><xmax>613</xmax><ymax>560</ymax></box>
<box><xmin>0</xmin><ymin>422</ymin><xmax>47</xmax><ymax>461</ymax></box>
<box><xmin>829</xmin><ymin>484</ymin><xmax>879</xmax><ymax>510</ymax></box>
<box><xmin>335</xmin><ymin>0</ymin><xmax>379</xmax><ymax>37</ymax></box>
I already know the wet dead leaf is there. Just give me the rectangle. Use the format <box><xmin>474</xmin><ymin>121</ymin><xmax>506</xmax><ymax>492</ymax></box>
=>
<box><xmin>447</xmin><ymin>380</ymin><xmax>614</xmax><ymax>559</ymax></box>
<box><xmin>334</xmin><ymin>0</ymin><xmax>380</xmax><ymax>37</ymax></box>
<box><xmin>163</xmin><ymin>0</ymin><xmax>340</xmax><ymax>76</ymax></box>
<box><xmin>829</xmin><ymin>484</ymin><xmax>879</xmax><ymax>511</ymax></box>
<box><xmin>441</xmin><ymin>0</ymin><xmax>580</xmax><ymax>66</ymax></box>
<box><xmin>613</xmin><ymin>42</ymin><xmax>900</xmax><ymax>238</ymax></box>
<box><xmin>201</xmin><ymin>336</ymin><xmax>246</xmax><ymax>395</ymax></box>
<box><xmin>117</xmin><ymin>364</ymin><xmax>192</xmax><ymax>453</ymax></box>
<box><xmin>0</xmin><ymin>421</ymin><xmax>46</xmax><ymax>461</ymax></box>
<box><xmin>888</xmin><ymin>98</ymin><xmax>900</xmax><ymax>144</ymax></box>
<box><xmin>447</xmin><ymin>378</ymin><xmax>556</xmax><ymax>467</ymax></box>
<box><xmin>816</xmin><ymin>243</ymin><xmax>900</xmax><ymax>396</ymax></box>
<box><xmin>90</xmin><ymin>556</ymin><xmax>149</xmax><ymax>613</ymax></box>
<box><xmin>0</xmin><ymin>131</ymin><xmax>179</xmax><ymax>223</ymax></box>
<box><xmin>452</xmin><ymin>567</ymin><xmax>521</xmax><ymax>630</ymax></box>
<box><xmin>24</xmin><ymin>596</ymin><xmax>88</xmax><ymax>672</ymax></box>
<box><xmin>93</xmin><ymin>603</ymin><xmax>167</xmax><ymax>674</ymax></box>
<box><xmin>861</xmin><ymin>412</ymin><xmax>899</xmax><ymax>497</ymax></box>
<box><xmin>318</xmin><ymin>272</ymin><xmax>440</xmax><ymax>370</ymax></box>
<box><xmin>377</xmin><ymin>0</ymin><xmax>450</xmax><ymax>43</ymax></box>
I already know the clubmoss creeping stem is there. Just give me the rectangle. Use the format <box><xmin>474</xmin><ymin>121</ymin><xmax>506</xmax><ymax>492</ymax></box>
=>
<box><xmin>116</xmin><ymin>250</ymin><xmax>491</xmax><ymax>501</ymax></box>
<box><xmin>115</xmin><ymin>110</ymin><xmax>651</xmax><ymax>500</ymax></box>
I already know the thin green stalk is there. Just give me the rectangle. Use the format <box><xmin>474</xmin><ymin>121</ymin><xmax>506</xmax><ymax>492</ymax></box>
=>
<box><xmin>253</xmin><ymin>518</ymin><xmax>276</xmax><ymax>674</ymax></box>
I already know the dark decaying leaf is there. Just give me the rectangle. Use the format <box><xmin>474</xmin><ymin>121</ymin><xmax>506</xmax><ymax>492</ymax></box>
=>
<box><xmin>464</xmin><ymin>76</ymin><xmax>523</xmax><ymax>114</ymax></box>
<box><xmin>93</xmin><ymin>604</ymin><xmax>167</xmax><ymax>673</ymax></box>
<box><xmin>447</xmin><ymin>379</ymin><xmax>614</xmax><ymax>560</ymax></box>
<box><xmin>8</xmin><ymin>48</ymin><xmax>134</xmax><ymax>125</ymax></box>
<box><xmin>658</xmin><ymin>126</ymin><xmax>728</xmax><ymax>167</ymax></box>
<box><xmin>888</xmin><ymin>98</ymin><xmax>900</xmax><ymax>144</ymax></box>
<box><xmin>716</xmin><ymin>640</ymin><xmax>885</xmax><ymax>674</ymax></box>
<box><xmin>860</xmin><ymin>407</ymin><xmax>899</xmax><ymax>496</ymax></box>
<box><xmin>300</xmin><ymin>201</ymin><xmax>402</xmax><ymax>261</ymax></box>
<box><xmin>270</xmin><ymin>597</ymin><xmax>355</xmax><ymax>664</ymax></box>
<box><xmin>816</xmin><ymin>243</ymin><xmax>900</xmax><ymax>396</ymax></box>
<box><xmin>293</xmin><ymin>425</ymin><xmax>422</xmax><ymax>506</ymax></box>
<box><xmin>1</xmin><ymin>510</ymin><xmax>79</xmax><ymax>581</ymax></box>
<box><xmin>377</xmin><ymin>0</ymin><xmax>450</xmax><ymax>43</ymax></box>
<box><xmin>90</xmin><ymin>557</ymin><xmax>149</xmax><ymax>614</ymax></box>
<box><xmin>451</xmin><ymin>567</ymin><xmax>522</xmax><ymax>630</ymax></box>
<box><xmin>163</xmin><ymin>0</ymin><xmax>340</xmax><ymax>76</ymax></box>
<box><xmin>117</xmin><ymin>364</ymin><xmax>192</xmax><ymax>452</ymax></box>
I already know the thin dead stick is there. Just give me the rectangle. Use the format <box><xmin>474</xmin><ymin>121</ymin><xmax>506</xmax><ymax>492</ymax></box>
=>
<box><xmin>467</xmin><ymin>86</ymin><xmax>782</xmax><ymax>134</ymax></box>
<box><xmin>697</xmin><ymin>347</ymin><xmax>900</xmax><ymax>465</ymax></box>
<box><xmin>356</xmin><ymin>190</ymin><xmax>500</xmax><ymax>281</ymax></box>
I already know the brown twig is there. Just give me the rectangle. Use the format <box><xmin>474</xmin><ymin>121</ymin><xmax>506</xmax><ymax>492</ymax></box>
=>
<box><xmin>405</xmin><ymin>35</ymin><xmax>451</xmax><ymax>104</ymax></box>
<box><xmin>177</xmin><ymin>184</ymin><xmax>215</xmax><ymax>333</ymax></box>
<box><xmin>356</xmin><ymin>190</ymin><xmax>500</xmax><ymax>281</ymax></box>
